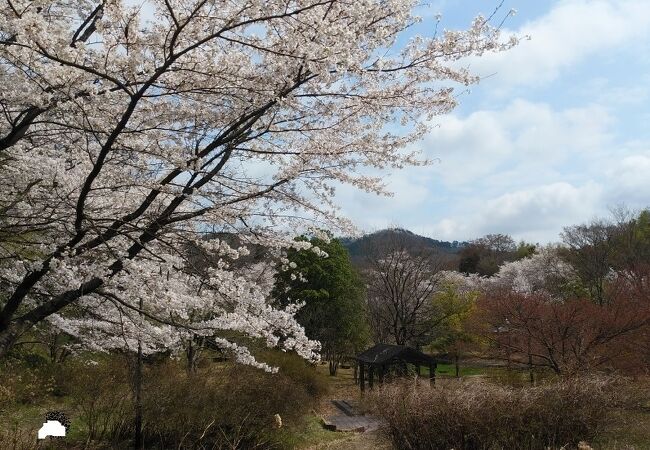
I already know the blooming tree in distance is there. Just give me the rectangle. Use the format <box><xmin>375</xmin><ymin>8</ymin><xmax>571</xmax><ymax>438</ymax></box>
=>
<box><xmin>0</xmin><ymin>0</ymin><xmax>516</xmax><ymax>365</ymax></box>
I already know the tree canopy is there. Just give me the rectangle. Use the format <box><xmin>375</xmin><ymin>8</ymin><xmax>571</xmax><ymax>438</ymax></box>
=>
<box><xmin>0</xmin><ymin>0</ymin><xmax>514</xmax><ymax>361</ymax></box>
<box><xmin>272</xmin><ymin>236</ymin><xmax>368</xmax><ymax>375</ymax></box>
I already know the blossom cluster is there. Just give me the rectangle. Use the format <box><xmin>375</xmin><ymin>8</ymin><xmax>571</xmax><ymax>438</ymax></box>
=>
<box><xmin>0</xmin><ymin>0</ymin><xmax>514</xmax><ymax>364</ymax></box>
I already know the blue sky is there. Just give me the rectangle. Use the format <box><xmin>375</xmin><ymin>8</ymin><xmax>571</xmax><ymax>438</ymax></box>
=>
<box><xmin>335</xmin><ymin>0</ymin><xmax>650</xmax><ymax>244</ymax></box>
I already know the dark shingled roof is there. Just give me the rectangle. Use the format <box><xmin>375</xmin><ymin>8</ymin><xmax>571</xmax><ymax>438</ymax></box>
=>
<box><xmin>356</xmin><ymin>344</ymin><xmax>436</xmax><ymax>366</ymax></box>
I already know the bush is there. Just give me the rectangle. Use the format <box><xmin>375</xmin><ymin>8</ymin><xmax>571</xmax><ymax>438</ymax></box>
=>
<box><xmin>0</xmin><ymin>423</ymin><xmax>36</xmax><ymax>450</ymax></box>
<box><xmin>63</xmin><ymin>358</ymin><xmax>133</xmax><ymax>444</ymax></box>
<box><xmin>369</xmin><ymin>376</ymin><xmax>631</xmax><ymax>450</ymax></box>
<box><xmin>131</xmin><ymin>351</ymin><xmax>329</xmax><ymax>449</ymax></box>
<box><xmin>0</xmin><ymin>360</ymin><xmax>56</xmax><ymax>405</ymax></box>
<box><xmin>0</xmin><ymin>350</ymin><xmax>328</xmax><ymax>449</ymax></box>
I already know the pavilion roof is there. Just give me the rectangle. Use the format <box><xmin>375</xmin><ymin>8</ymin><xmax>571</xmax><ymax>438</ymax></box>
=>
<box><xmin>355</xmin><ymin>343</ymin><xmax>436</xmax><ymax>366</ymax></box>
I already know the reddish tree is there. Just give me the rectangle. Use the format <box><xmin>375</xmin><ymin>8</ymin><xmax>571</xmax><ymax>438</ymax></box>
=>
<box><xmin>476</xmin><ymin>284</ymin><xmax>650</xmax><ymax>375</ymax></box>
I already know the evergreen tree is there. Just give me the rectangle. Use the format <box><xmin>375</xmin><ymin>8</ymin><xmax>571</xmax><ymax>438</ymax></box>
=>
<box><xmin>273</xmin><ymin>236</ymin><xmax>369</xmax><ymax>375</ymax></box>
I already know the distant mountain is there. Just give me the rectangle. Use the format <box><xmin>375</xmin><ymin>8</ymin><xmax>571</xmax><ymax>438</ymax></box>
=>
<box><xmin>340</xmin><ymin>228</ymin><xmax>466</xmax><ymax>262</ymax></box>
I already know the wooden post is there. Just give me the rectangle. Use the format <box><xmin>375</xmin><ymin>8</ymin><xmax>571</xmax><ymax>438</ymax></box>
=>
<box><xmin>416</xmin><ymin>364</ymin><xmax>421</xmax><ymax>376</ymax></box>
<box><xmin>429</xmin><ymin>362</ymin><xmax>436</xmax><ymax>386</ymax></box>
<box><xmin>359</xmin><ymin>362</ymin><xmax>365</xmax><ymax>392</ymax></box>
<box><xmin>368</xmin><ymin>365</ymin><xmax>374</xmax><ymax>389</ymax></box>
<box><xmin>379</xmin><ymin>364</ymin><xmax>385</xmax><ymax>383</ymax></box>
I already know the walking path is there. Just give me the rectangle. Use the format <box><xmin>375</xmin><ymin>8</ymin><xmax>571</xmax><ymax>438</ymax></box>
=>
<box><xmin>322</xmin><ymin>399</ymin><xmax>381</xmax><ymax>432</ymax></box>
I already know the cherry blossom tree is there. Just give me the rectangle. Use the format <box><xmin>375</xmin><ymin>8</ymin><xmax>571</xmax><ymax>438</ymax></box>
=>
<box><xmin>491</xmin><ymin>246</ymin><xmax>579</xmax><ymax>298</ymax></box>
<box><xmin>0</xmin><ymin>0</ymin><xmax>516</xmax><ymax>361</ymax></box>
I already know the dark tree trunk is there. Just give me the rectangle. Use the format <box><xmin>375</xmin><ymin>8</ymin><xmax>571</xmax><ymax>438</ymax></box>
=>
<box><xmin>359</xmin><ymin>363</ymin><xmax>365</xmax><ymax>392</ymax></box>
<box><xmin>328</xmin><ymin>358</ymin><xmax>338</xmax><ymax>376</ymax></box>
<box><xmin>186</xmin><ymin>336</ymin><xmax>202</xmax><ymax>373</ymax></box>
<box><xmin>0</xmin><ymin>276</ymin><xmax>104</xmax><ymax>359</ymax></box>
<box><xmin>455</xmin><ymin>354</ymin><xmax>460</xmax><ymax>378</ymax></box>
<box><xmin>329</xmin><ymin>351</ymin><xmax>343</xmax><ymax>376</ymax></box>
<box><xmin>134</xmin><ymin>299</ymin><xmax>144</xmax><ymax>449</ymax></box>
<box><xmin>528</xmin><ymin>337</ymin><xmax>534</xmax><ymax>385</ymax></box>
<box><xmin>0</xmin><ymin>322</ymin><xmax>25</xmax><ymax>358</ymax></box>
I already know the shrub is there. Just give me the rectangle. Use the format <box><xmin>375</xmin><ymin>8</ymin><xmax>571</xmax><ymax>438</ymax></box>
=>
<box><xmin>0</xmin><ymin>360</ymin><xmax>56</xmax><ymax>405</ymax></box>
<box><xmin>0</xmin><ymin>383</ymin><xmax>15</xmax><ymax>411</ymax></box>
<box><xmin>0</xmin><ymin>423</ymin><xmax>36</xmax><ymax>450</ymax></box>
<box><xmin>63</xmin><ymin>358</ymin><xmax>133</xmax><ymax>444</ymax></box>
<box><xmin>0</xmin><ymin>350</ymin><xmax>328</xmax><ymax>449</ymax></box>
<box><xmin>369</xmin><ymin>376</ymin><xmax>632</xmax><ymax>450</ymax></box>
<box><xmin>132</xmin><ymin>351</ymin><xmax>329</xmax><ymax>449</ymax></box>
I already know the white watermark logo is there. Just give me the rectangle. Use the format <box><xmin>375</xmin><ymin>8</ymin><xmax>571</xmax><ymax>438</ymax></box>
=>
<box><xmin>37</xmin><ymin>420</ymin><xmax>66</xmax><ymax>439</ymax></box>
<box><xmin>37</xmin><ymin>411</ymin><xmax>70</xmax><ymax>440</ymax></box>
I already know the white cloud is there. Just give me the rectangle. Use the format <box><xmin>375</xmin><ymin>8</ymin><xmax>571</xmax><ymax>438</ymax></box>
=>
<box><xmin>337</xmin><ymin>97</ymin><xmax>650</xmax><ymax>243</ymax></box>
<box><xmin>579</xmin><ymin>78</ymin><xmax>650</xmax><ymax>107</ymax></box>
<box><xmin>468</xmin><ymin>0</ymin><xmax>650</xmax><ymax>87</ymax></box>
<box><xmin>605</xmin><ymin>151</ymin><xmax>650</xmax><ymax>204</ymax></box>
<box><xmin>412</xmin><ymin>181</ymin><xmax>605</xmax><ymax>243</ymax></box>
<box><xmin>422</xmin><ymin>99</ymin><xmax>613</xmax><ymax>190</ymax></box>
<box><xmin>478</xmin><ymin>181</ymin><xmax>603</xmax><ymax>235</ymax></box>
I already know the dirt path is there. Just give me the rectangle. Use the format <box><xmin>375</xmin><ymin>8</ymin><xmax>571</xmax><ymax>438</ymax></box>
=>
<box><xmin>305</xmin><ymin>430</ymin><xmax>391</xmax><ymax>450</ymax></box>
<box><xmin>309</xmin><ymin>365</ymin><xmax>393</xmax><ymax>449</ymax></box>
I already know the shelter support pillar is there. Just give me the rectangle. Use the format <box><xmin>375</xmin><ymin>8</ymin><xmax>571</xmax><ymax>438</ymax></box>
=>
<box><xmin>359</xmin><ymin>362</ymin><xmax>365</xmax><ymax>392</ymax></box>
<box><xmin>368</xmin><ymin>365</ymin><xmax>374</xmax><ymax>389</ymax></box>
<box><xmin>429</xmin><ymin>362</ymin><xmax>436</xmax><ymax>386</ymax></box>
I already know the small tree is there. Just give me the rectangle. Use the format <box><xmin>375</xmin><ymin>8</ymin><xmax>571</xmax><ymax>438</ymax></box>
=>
<box><xmin>477</xmin><ymin>287</ymin><xmax>650</xmax><ymax>375</ymax></box>
<box><xmin>272</xmin><ymin>236</ymin><xmax>368</xmax><ymax>375</ymax></box>
<box><xmin>561</xmin><ymin>220</ymin><xmax>617</xmax><ymax>305</ymax></box>
<box><xmin>429</xmin><ymin>281</ymin><xmax>479</xmax><ymax>377</ymax></box>
<box><xmin>361</xmin><ymin>229</ymin><xmax>449</xmax><ymax>347</ymax></box>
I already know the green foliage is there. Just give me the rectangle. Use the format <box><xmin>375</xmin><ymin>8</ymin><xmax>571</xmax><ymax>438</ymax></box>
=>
<box><xmin>561</xmin><ymin>208</ymin><xmax>650</xmax><ymax>304</ymax></box>
<box><xmin>515</xmin><ymin>240</ymin><xmax>537</xmax><ymax>259</ymax></box>
<box><xmin>428</xmin><ymin>282</ymin><xmax>479</xmax><ymax>360</ymax></box>
<box><xmin>613</xmin><ymin>208</ymin><xmax>650</xmax><ymax>269</ymax></box>
<box><xmin>272</xmin><ymin>235</ymin><xmax>369</xmax><ymax>374</ymax></box>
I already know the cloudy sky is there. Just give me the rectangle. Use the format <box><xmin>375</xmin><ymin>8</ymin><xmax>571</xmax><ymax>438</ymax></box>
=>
<box><xmin>335</xmin><ymin>0</ymin><xmax>650</xmax><ymax>244</ymax></box>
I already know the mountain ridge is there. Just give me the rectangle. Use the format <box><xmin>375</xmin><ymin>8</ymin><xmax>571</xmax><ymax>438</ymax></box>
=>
<box><xmin>339</xmin><ymin>227</ymin><xmax>466</xmax><ymax>261</ymax></box>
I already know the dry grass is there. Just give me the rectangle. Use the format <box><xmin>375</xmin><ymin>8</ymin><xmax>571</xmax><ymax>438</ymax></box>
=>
<box><xmin>368</xmin><ymin>375</ymin><xmax>636</xmax><ymax>450</ymax></box>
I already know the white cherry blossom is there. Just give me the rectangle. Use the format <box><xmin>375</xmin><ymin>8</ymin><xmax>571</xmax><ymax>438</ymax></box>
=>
<box><xmin>0</xmin><ymin>0</ymin><xmax>515</xmax><ymax>364</ymax></box>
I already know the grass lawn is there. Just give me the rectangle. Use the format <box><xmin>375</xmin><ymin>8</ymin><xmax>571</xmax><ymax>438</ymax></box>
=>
<box><xmin>433</xmin><ymin>362</ymin><xmax>486</xmax><ymax>377</ymax></box>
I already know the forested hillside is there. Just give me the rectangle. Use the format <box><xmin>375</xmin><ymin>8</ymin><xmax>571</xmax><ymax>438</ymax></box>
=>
<box><xmin>340</xmin><ymin>228</ymin><xmax>466</xmax><ymax>262</ymax></box>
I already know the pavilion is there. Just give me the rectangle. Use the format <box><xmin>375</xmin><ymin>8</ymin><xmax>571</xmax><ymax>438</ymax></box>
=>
<box><xmin>355</xmin><ymin>343</ymin><xmax>437</xmax><ymax>391</ymax></box>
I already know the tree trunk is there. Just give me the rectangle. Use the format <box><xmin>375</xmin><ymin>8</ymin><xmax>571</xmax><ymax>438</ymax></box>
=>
<box><xmin>0</xmin><ymin>322</ymin><xmax>25</xmax><ymax>358</ymax></box>
<box><xmin>328</xmin><ymin>357</ymin><xmax>338</xmax><ymax>376</ymax></box>
<box><xmin>455</xmin><ymin>353</ymin><xmax>460</xmax><ymax>378</ymax></box>
<box><xmin>134</xmin><ymin>299</ymin><xmax>144</xmax><ymax>449</ymax></box>
<box><xmin>528</xmin><ymin>337</ymin><xmax>534</xmax><ymax>385</ymax></box>
<box><xmin>186</xmin><ymin>338</ymin><xmax>197</xmax><ymax>373</ymax></box>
